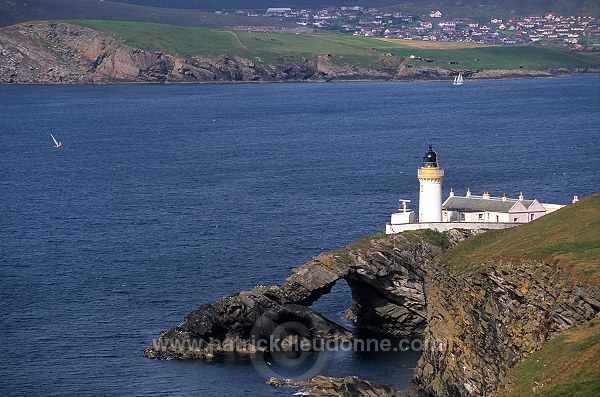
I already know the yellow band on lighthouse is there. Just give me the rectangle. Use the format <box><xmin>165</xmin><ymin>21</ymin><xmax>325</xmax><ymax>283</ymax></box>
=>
<box><xmin>418</xmin><ymin>167</ymin><xmax>444</xmax><ymax>179</ymax></box>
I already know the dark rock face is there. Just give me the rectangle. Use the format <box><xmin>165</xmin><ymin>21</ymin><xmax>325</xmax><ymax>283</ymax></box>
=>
<box><xmin>145</xmin><ymin>286</ymin><xmax>353</xmax><ymax>359</ymax></box>
<box><xmin>0</xmin><ymin>23</ymin><xmax>174</xmax><ymax>83</ymax></box>
<box><xmin>144</xmin><ymin>232</ymin><xmax>453</xmax><ymax>359</ymax></box>
<box><xmin>409</xmin><ymin>259</ymin><xmax>600</xmax><ymax>397</ymax></box>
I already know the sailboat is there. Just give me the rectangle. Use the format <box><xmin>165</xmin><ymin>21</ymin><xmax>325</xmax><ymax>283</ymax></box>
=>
<box><xmin>51</xmin><ymin>133</ymin><xmax>62</xmax><ymax>148</ymax></box>
<box><xmin>453</xmin><ymin>72</ymin><xmax>464</xmax><ymax>86</ymax></box>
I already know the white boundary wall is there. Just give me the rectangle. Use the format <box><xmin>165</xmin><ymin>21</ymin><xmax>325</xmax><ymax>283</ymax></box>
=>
<box><xmin>385</xmin><ymin>222</ymin><xmax>522</xmax><ymax>234</ymax></box>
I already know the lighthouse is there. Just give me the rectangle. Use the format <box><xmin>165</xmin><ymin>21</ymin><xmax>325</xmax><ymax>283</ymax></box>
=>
<box><xmin>386</xmin><ymin>146</ymin><xmax>570</xmax><ymax>234</ymax></box>
<box><xmin>418</xmin><ymin>145</ymin><xmax>444</xmax><ymax>222</ymax></box>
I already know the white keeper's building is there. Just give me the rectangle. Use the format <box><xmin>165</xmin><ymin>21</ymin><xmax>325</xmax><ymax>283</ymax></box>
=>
<box><xmin>386</xmin><ymin>146</ymin><xmax>576</xmax><ymax>234</ymax></box>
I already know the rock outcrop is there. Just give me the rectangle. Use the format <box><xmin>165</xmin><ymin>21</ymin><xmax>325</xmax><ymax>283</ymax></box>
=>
<box><xmin>0</xmin><ymin>22</ymin><xmax>173</xmax><ymax>83</ymax></box>
<box><xmin>145</xmin><ymin>286</ymin><xmax>354</xmax><ymax>359</ymax></box>
<box><xmin>145</xmin><ymin>227</ymin><xmax>599</xmax><ymax>396</ymax></box>
<box><xmin>144</xmin><ymin>231</ymin><xmax>464</xmax><ymax>359</ymax></box>
<box><xmin>409</xmin><ymin>258</ymin><xmax>600</xmax><ymax>397</ymax></box>
<box><xmin>2</xmin><ymin>22</ymin><xmax>596</xmax><ymax>84</ymax></box>
<box><xmin>143</xmin><ymin>196</ymin><xmax>600</xmax><ymax>397</ymax></box>
<box><xmin>0</xmin><ymin>22</ymin><xmax>387</xmax><ymax>84</ymax></box>
<box><xmin>267</xmin><ymin>375</ymin><xmax>404</xmax><ymax>397</ymax></box>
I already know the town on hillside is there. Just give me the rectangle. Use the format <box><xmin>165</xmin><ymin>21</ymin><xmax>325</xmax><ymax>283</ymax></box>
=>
<box><xmin>215</xmin><ymin>7</ymin><xmax>599</xmax><ymax>51</ymax></box>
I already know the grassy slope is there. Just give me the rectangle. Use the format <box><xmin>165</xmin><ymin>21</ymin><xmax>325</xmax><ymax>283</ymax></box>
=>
<box><xmin>0</xmin><ymin>0</ymin><xmax>293</xmax><ymax>28</ymax></box>
<box><xmin>71</xmin><ymin>20</ymin><xmax>599</xmax><ymax>70</ymax></box>
<box><xmin>440</xmin><ymin>192</ymin><xmax>600</xmax><ymax>284</ymax></box>
<box><xmin>492</xmin><ymin>320</ymin><xmax>600</xmax><ymax>397</ymax></box>
<box><xmin>96</xmin><ymin>1</ymin><xmax>600</xmax><ymax>17</ymax></box>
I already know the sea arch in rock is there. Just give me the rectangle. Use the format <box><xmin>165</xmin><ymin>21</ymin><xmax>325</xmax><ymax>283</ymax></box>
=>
<box><xmin>145</xmin><ymin>230</ymin><xmax>472</xmax><ymax>359</ymax></box>
<box><xmin>280</xmin><ymin>232</ymin><xmax>445</xmax><ymax>338</ymax></box>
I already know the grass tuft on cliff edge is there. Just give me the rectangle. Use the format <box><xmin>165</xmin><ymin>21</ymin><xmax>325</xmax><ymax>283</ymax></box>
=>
<box><xmin>492</xmin><ymin>319</ymin><xmax>600</xmax><ymax>397</ymax></box>
<box><xmin>440</xmin><ymin>192</ymin><xmax>600</xmax><ymax>284</ymax></box>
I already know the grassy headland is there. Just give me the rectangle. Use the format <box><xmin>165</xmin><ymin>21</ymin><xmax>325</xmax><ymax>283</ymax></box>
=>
<box><xmin>440</xmin><ymin>192</ymin><xmax>600</xmax><ymax>284</ymax></box>
<box><xmin>72</xmin><ymin>20</ymin><xmax>600</xmax><ymax>71</ymax></box>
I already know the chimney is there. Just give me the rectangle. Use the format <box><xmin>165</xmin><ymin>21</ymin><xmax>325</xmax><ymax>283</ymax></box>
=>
<box><xmin>519</xmin><ymin>191</ymin><xmax>524</xmax><ymax>201</ymax></box>
<box><xmin>466</xmin><ymin>187</ymin><xmax>471</xmax><ymax>197</ymax></box>
<box><xmin>502</xmin><ymin>192</ymin><xmax>507</xmax><ymax>202</ymax></box>
<box><xmin>482</xmin><ymin>190</ymin><xmax>490</xmax><ymax>199</ymax></box>
<box><xmin>449</xmin><ymin>187</ymin><xmax>454</xmax><ymax>197</ymax></box>
<box><xmin>573</xmin><ymin>195</ymin><xmax>579</xmax><ymax>203</ymax></box>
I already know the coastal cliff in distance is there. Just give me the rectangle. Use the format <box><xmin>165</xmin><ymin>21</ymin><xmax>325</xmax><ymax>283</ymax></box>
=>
<box><xmin>145</xmin><ymin>193</ymin><xmax>600</xmax><ymax>396</ymax></box>
<box><xmin>1</xmin><ymin>21</ymin><xmax>598</xmax><ymax>84</ymax></box>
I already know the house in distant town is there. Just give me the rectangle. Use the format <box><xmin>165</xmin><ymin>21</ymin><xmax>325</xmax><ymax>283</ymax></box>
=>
<box><xmin>240</xmin><ymin>6</ymin><xmax>596</xmax><ymax>49</ymax></box>
<box><xmin>266</xmin><ymin>8</ymin><xmax>292</xmax><ymax>16</ymax></box>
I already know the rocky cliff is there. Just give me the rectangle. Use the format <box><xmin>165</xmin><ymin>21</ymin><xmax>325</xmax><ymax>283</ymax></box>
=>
<box><xmin>145</xmin><ymin>193</ymin><xmax>600</xmax><ymax>397</ymax></box>
<box><xmin>0</xmin><ymin>22</ymin><xmax>385</xmax><ymax>84</ymax></box>
<box><xmin>410</xmin><ymin>258</ymin><xmax>599</xmax><ymax>397</ymax></box>
<box><xmin>144</xmin><ymin>230</ymin><xmax>465</xmax><ymax>359</ymax></box>
<box><xmin>1</xmin><ymin>22</ymin><xmax>596</xmax><ymax>84</ymax></box>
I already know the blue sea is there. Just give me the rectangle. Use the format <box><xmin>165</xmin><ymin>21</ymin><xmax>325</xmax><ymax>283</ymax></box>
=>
<box><xmin>1</xmin><ymin>76</ymin><xmax>599</xmax><ymax>396</ymax></box>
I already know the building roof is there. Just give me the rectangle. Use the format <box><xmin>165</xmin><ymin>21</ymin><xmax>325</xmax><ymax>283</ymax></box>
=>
<box><xmin>267</xmin><ymin>8</ymin><xmax>292</xmax><ymax>12</ymax></box>
<box><xmin>443</xmin><ymin>196</ymin><xmax>536</xmax><ymax>213</ymax></box>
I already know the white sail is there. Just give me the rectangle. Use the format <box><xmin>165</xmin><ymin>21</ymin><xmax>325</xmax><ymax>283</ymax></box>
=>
<box><xmin>453</xmin><ymin>73</ymin><xmax>463</xmax><ymax>85</ymax></box>
<box><xmin>50</xmin><ymin>133</ymin><xmax>62</xmax><ymax>148</ymax></box>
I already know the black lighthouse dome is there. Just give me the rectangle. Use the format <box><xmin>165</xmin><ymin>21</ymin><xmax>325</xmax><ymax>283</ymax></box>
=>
<box><xmin>422</xmin><ymin>145</ymin><xmax>438</xmax><ymax>167</ymax></box>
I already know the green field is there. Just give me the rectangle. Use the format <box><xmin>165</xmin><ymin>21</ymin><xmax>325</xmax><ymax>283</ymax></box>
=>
<box><xmin>440</xmin><ymin>192</ymin><xmax>600</xmax><ymax>284</ymax></box>
<box><xmin>72</xmin><ymin>20</ymin><xmax>599</xmax><ymax>71</ymax></box>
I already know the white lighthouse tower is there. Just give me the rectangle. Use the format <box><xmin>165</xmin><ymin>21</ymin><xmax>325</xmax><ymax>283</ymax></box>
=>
<box><xmin>418</xmin><ymin>145</ymin><xmax>444</xmax><ymax>222</ymax></box>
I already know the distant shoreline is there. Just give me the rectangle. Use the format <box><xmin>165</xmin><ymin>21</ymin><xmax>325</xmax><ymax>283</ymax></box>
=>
<box><xmin>2</xmin><ymin>22</ymin><xmax>598</xmax><ymax>86</ymax></box>
<box><xmin>2</xmin><ymin>69</ymin><xmax>598</xmax><ymax>86</ymax></box>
